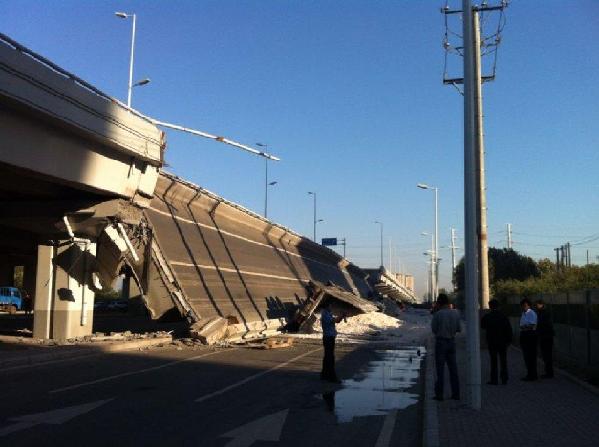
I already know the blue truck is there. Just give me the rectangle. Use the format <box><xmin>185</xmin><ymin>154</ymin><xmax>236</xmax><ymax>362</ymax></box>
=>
<box><xmin>0</xmin><ymin>286</ymin><xmax>23</xmax><ymax>314</ymax></box>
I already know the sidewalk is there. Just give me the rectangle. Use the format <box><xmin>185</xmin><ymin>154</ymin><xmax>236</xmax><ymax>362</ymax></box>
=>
<box><xmin>436</xmin><ymin>335</ymin><xmax>599</xmax><ymax>447</ymax></box>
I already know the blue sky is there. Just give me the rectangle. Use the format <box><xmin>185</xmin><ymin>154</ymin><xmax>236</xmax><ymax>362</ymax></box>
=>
<box><xmin>2</xmin><ymin>1</ymin><xmax>598</xmax><ymax>297</ymax></box>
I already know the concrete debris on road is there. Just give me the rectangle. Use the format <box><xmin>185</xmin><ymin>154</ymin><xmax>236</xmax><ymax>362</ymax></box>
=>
<box><xmin>289</xmin><ymin>281</ymin><xmax>378</xmax><ymax>332</ymax></box>
<box><xmin>241</xmin><ymin>337</ymin><xmax>294</xmax><ymax>350</ymax></box>
<box><xmin>189</xmin><ymin>317</ymin><xmax>228</xmax><ymax>345</ymax></box>
<box><xmin>188</xmin><ymin>316</ymin><xmax>287</xmax><ymax>345</ymax></box>
<box><xmin>0</xmin><ymin>330</ymin><xmax>173</xmax><ymax>347</ymax></box>
<box><xmin>290</xmin><ymin>297</ymin><xmax>422</xmax><ymax>343</ymax></box>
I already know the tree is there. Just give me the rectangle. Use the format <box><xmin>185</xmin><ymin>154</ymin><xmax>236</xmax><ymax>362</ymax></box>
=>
<box><xmin>455</xmin><ymin>247</ymin><xmax>539</xmax><ymax>292</ymax></box>
<box><xmin>489</xmin><ymin>248</ymin><xmax>540</xmax><ymax>282</ymax></box>
<box><xmin>537</xmin><ymin>258</ymin><xmax>554</xmax><ymax>275</ymax></box>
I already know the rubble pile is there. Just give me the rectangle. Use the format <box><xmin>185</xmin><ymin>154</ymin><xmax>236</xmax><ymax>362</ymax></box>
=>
<box><xmin>292</xmin><ymin>305</ymin><xmax>407</xmax><ymax>343</ymax></box>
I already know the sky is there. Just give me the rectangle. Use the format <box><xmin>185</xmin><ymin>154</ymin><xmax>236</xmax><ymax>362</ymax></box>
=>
<box><xmin>2</xmin><ymin>0</ymin><xmax>598</xmax><ymax>298</ymax></box>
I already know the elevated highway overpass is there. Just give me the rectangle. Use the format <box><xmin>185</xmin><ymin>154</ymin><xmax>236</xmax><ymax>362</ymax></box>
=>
<box><xmin>0</xmin><ymin>33</ymin><xmax>375</xmax><ymax>341</ymax></box>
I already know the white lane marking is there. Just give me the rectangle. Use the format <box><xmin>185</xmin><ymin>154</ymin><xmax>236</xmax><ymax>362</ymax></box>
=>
<box><xmin>148</xmin><ymin>207</ymin><xmax>339</xmax><ymax>271</ymax></box>
<box><xmin>50</xmin><ymin>350</ymin><xmax>231</xmax><ymax>394</ymax></box>
<box><xmin>0</xmin><ymin>398</ymin><xmax>113</xmax><ymax>437</ymax></box>
<box><xmin>220</xmin><ymin>409</ymin><xmax>289</xmax><ymax>447</ymax></box>
<box><xmin>374</xmin><ymin>409</ymin><xmax>398</xmax><ymax>447</ymax></box>
<box><xmin>0</xmin><ymin>353</ymin><xmax>102</xmax><ymax>373</ymax></box>
<box><xmin>195</xmin><ymin>348</ymin><xmax>322</xmax><ymax>403</ymax></box>
<box><xmin>169</xmin><ymin>261</ymin><xmax>307</xmax><ymax>283</ymax></box>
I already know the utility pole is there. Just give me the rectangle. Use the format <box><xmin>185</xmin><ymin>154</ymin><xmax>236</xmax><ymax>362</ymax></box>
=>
<box><xmin>507</xmin><ymin>223</ymin><xmax>513</xmax><ymax>249</ymax></box>
<box><xmin>474</xmin><ymin>10</ymin><xmax>490</xmax><ymax>311</ymax></box>
<box><xmin>443</xmin><ymin>0</ymin><xmax>508</xmax><ymax>409</ymax></box>
<box><xmin>587</xmin><ymin>250</ymin><xmax>589</xmax><ymax>266</ymax></box>
<box><xmin>463</xmin><ymin>0</ymin><xmax>482</xmax><ymax>410</ymax></box>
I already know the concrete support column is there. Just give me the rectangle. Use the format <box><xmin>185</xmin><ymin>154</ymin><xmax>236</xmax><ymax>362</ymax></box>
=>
<box><xmin>33</xmin><ymin>245</ymin><xmax>54</xmax><ymax>339</ymax></box>
<box><xmin>33</xmin><ymin>241</ymin><xmax>96</xmax><ymax>340</ymax></box>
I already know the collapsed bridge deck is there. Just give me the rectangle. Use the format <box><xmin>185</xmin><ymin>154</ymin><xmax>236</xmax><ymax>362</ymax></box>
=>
<box><xmin>142</xmin><ymin>173</ymin><xmax>373</xmax><ymax>328</ymax></box>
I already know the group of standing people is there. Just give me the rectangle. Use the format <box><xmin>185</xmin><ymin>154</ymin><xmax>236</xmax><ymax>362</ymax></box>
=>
<box><xmin>317</xmin><ymin>292</ymin><xmax>555</xmax><ymax>397</ymax></box>
<box><xmin>518</xmin><ymin>298</ymin><xmax>555</xmax><ymax>381</ymax></box>
<box><xmin>431</xmin><ymin>294</ymin><xmax>555</xmax><ymax>400</ymax></box>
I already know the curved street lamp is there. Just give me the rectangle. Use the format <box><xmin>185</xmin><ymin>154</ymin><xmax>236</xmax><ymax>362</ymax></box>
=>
<box><xmin>417</xmin><ymin>183</ymin><xmax>439</xmax><ymax>299</ymax></box>
<box><xmin>115</xmin><ymin>11</ymin><xmax>149</xmax><ymax>107</ymax></box>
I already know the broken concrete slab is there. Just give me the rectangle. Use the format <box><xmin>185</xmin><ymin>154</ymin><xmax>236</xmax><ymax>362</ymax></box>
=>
<box><xmin>225</xmin><ymin>318</ymin><xmax>286</xmax><ymax>343</ymax></box>
<box><xmin>289</xmin><ymin>281</ymin><xmax>377</xmax><ymax>332</ymax></box>
<box><xmin>189</xmin><ymin>317</ymin><xmax>228</xmax><ymax>345</ymax></box>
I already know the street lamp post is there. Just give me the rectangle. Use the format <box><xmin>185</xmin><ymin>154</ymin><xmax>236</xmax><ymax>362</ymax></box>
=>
<box><xmin>422</xmin><ymin>231</ymin><xmax>434</xmax><ymax>303</ymax></box>
<box><xmin>417</xmin><ymin>183</ymin><xmax>439</xmax><ymax>300</ymax></box>
<box><xmin>115</xmin><ymin>12</ymin><xmax>136</xmax><ymax>107</ymax></box>
<box><xmin>115</xmin><ymin>12</ymin><xmax>150</xmax><ymax>107</ymax></box>
<box><xmin>256</xmin><ymin>143</ymin><xmax>276</xmax><ymax>218</ymax></box>
<box><xmin>308</xmin><ymin>192</ymin><xmax>317</xmax><ymax>241</ymax></box>
<box><xmin>374</xmin><ymin>221</ymin><xmax>384</xmax><ymax>268</ymax></box>
<box><xmin>423</xmin><ymin>252</ymin><xmax>432</xmax><ymax>302</ymax></box>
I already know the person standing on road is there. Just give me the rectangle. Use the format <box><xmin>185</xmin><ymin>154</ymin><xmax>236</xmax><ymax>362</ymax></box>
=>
<box><xmin>535</xmin><ymin>299</ymin><xmax>555</xmax><ymax>378</ymax></box>
<box><xmin>320</xmin><ymin>300</ymin><xmax>345</xmax><ymax>384</ymax></box>
<box><xmin>481</xmin><ymin>299</ymin><xmax>513</xmax><ymax>385</ymax></box>
<box><xmin>519</xmin><ymin>298</ymin><xmax>538</xmax><ymax>381</ymax></box>
<box><xmin>431</xmin><ymin>293</ymin><xmax>461</xmax><ymax>401</ymax></box>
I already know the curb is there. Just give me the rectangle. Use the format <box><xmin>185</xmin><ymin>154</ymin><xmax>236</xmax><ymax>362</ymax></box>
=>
<box><xmin>422</xmin><ymin>335</ymin><xmax>440</xmax><ymax>447</ymax></box>
<box><xmin>0</xmin><ymin>336</ymin><xmax>172</xmax><ymax>371</ymax></box>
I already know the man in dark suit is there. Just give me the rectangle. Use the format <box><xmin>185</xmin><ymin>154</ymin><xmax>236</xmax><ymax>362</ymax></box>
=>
<box><xmin>481</xmin><ymin>299</ymin><xmax>513</xmax><ymax>385</ymax></box>
<box><xmin>535</xmin><ymin>299</ymin><xmax>555</xmax><ymax>378</ymax></box>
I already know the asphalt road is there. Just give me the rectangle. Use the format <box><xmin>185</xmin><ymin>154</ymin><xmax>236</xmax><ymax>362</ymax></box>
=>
<box><xmin>0</xmin><ymin>311</ymin><xmax>430</xmax><ymax>447</ymax></box>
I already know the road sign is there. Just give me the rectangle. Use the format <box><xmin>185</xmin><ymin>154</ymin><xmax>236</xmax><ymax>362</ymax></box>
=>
<box><xmin>321</xmin><ymin>238</ymin><xmax>337</xmax><ymax>246</ymax></box>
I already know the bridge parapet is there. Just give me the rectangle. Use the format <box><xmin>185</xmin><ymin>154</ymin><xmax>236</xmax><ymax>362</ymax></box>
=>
<box><xmin>0</xmin><ymin>33</ymin><xmax>163</xmax><ymax>206</ymax></box>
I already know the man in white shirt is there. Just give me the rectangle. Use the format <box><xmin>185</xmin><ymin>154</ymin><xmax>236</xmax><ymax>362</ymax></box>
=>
<box><xmin>519</xmin><ymin>298</ymin><xmax>538</xmax><ymax>381</ymax></box>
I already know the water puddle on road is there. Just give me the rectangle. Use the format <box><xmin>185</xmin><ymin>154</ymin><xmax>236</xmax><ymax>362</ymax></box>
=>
<box><xmin>321</xmin><ymin>346</ymin><xmax>426</xmax><ymax>423</ymax></box>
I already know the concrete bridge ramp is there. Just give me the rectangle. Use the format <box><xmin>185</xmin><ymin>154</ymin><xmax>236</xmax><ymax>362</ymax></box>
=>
<box><xmin>142</xmin><ymin>173</ymin><xmax>372</xmax><ymax>329</ymax></box>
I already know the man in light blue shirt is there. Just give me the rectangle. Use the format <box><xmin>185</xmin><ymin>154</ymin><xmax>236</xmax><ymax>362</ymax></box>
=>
<box><xmin>320</xmin><ymin>300</ymin><xmax>344</xmax><ymax>383</ymax></box>
<box><xmin>519</xmin><ymin>298</ymin><xmax>538</xmax><ymax>381</ymax></box>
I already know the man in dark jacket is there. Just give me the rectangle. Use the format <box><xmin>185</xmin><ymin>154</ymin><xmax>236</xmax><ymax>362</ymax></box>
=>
<box><xmin>431</xmin><ymin>293</ymin><xmax>461</xmax><ymax>400</ymax></box>
<box><xmin>535</xmin><ymin>299</ymin><xmax>555</xmax><ymax>378</ymax></box>
<box><xmin>481</xmin><ymin>299</ymin><xmax>513</xmax><ymax>385</ymax></box>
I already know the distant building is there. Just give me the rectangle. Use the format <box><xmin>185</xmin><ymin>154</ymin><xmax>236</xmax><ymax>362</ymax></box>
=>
<box><xmin>393</xmin><ymin>273</ymin><xmax>415</xmax><ymax>293</ymax></box>
<box><xmin>404</xmin><ymin>275</ymin><xmax>415</xmax><ymax>292</ymax></box>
